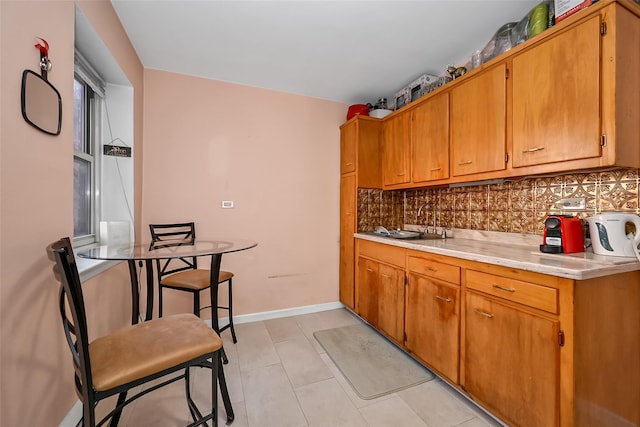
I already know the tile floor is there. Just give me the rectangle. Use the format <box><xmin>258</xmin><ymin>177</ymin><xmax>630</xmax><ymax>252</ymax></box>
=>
<box><xmin>98</xmin><ymin>309</ymin><xmax>505</xmax><ymax>427</ymax></box>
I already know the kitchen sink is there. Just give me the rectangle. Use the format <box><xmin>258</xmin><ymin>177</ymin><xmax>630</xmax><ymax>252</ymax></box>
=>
<box><xmin>366</xmin><ymin>226</ymin><xmax>449</xmax><ymax>240</ymax></box>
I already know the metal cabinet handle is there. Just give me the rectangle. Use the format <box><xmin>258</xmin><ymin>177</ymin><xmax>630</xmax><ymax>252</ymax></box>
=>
<box><xmin>430</xmin><ymin>167</ymin><xmax>442</xmax><ymax>171</ymax></box>
<box><xmin>366</xmin><ymin>268</ymin><xmax>374</xmax><ymax>272</ymax></box>
<box><xmin>436</xmin><ymin>295</ymin><xmax>452</xmax><ymax>302</ymax></box>
<box><xmin>345</xmin><ymin>162</ymin><xmax>354</xmax><ymax>166</ymax></box>
<box><xmin>474</xmin><ymin>309</ymin><xmax>494</xmax><ymax>318</ymax></box>
<box><xmin>458</xmin><ymin>160</ymin><xmax>473</xmax><ymax>165</ymax></box>
<box><xmin>425</xmin><ymin>266</ymin><xmax>438</xmax><ymax>272</ymax></box>
<box><xmin>397</xmin><ymin>173</ymin><xmax>405</xmax><ymax>176</ymax></box>
<box><xmin>522</xmin><ymin>147</ymin><xmax>545</xmax><ymax>153</ymax></box>
<box><xmin>493</xmin><ymin>284</ymin><xmax>515</xmax><ymax>293</ymax></box>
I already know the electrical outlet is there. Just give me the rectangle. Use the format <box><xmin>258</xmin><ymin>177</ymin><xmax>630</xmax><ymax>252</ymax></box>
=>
<box><xmin>557</xmin><ymin>197</ymin><xmax>586</xmax><ymax>210</ymax></box>
<box><xmin>221</xmin><ymin>201</ymin><xmax>234</xmax><ymax>209</ymax></box>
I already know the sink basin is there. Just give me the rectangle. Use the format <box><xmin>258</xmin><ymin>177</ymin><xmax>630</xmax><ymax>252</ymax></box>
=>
<box><xmin>367</xmin><ymin>227</ymin><xmax>424</xmax><ymax>240</ymax></box>
<box><xmin>366</xmin><ymin>226</ymin><xmax>449</xmax><ymax>240</ymax></box>
<box><xmin>389</xmin><ymin>230</ymin><xmax>423</xmax><ymax>239</ymax></box>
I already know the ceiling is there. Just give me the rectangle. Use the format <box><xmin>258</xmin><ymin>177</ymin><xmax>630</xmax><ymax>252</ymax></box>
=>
<box><xmin>111</xmin><ymin>0</ymin><xmax>539</xmax><ymax>105</ymax></box>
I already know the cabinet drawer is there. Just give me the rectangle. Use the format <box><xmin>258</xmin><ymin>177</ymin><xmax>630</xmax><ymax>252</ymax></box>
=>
<box><xmin>408</xmin><ymin>256</ymin><xmax>461</xmax><ymax>285</ymax></box>
<box><xmin>465</xmin><ymin>270</ymin><xmax>558</xmax><ymax>314</ymax></box>
<box><xmin>357</xmin><ymin>239</ymin><xmax>405</xmax><ymax>268</ymax></box>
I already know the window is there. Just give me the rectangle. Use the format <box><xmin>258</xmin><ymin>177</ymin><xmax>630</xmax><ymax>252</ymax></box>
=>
<box><xmin>73</xmin><ymin>54</ymin><xmax>104</xmax><ymax>247</ymax></box>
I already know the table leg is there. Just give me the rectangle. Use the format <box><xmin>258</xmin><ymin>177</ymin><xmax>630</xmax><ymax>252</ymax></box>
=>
<box><xmin>144</xmin><ymin>259</ymin><xmax>154</xmax><ymax>321</ymax></box>
<box><xmin>127</xmin><ymin>260</ymin><xmax>140</xmax><ymax>324</ymax></box>
<box><xmin>209</xmin><ymin>254</ymin><xmax>234</xmax><ymax>423</ymax></box>
<box><xmin>126</xmin><ymin>259</ymin><xmax>155</xmax><ymax>324</ymax></box>
<box><xmin>209</xmin><ymin>254</ymin><xmax>222</xmax><ymax>333</ymax></box>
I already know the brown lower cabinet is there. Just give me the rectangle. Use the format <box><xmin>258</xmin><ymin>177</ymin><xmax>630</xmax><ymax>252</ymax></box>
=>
<box><xmin>406</xmin><ymin>254</ymin><xmax>461</xmax><ymax>384</ymax></box>
<box><xmin>464</xmin><ymin>291</ymin><xmax>560</xmax><ymax>427</ymax></box>
<box><xmin>355</xmin><ymin>240</ymin><xmax>405</xmax><ymax>345</ymax></box>
<box><xmin>353</xmin><ymin>238</ymin><xmax>640</xmax><ymax>427</ymax></box>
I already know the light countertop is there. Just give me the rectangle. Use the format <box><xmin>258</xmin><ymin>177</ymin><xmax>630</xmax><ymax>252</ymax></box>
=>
<box><xmin>355</xmin><ymin>230</ymin><xmax>640</xmax><ymax>280</ymax></box>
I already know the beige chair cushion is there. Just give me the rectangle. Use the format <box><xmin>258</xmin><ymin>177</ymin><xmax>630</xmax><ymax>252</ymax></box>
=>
<box><xmin>89</xmin><ymin>313</ymin><xmax>222</xmax><ymax>391</ymax></box>
<box><xmin>161</xmin><ymin>269</ymin><xmax>234</xmax><ymax>291</ymax></box>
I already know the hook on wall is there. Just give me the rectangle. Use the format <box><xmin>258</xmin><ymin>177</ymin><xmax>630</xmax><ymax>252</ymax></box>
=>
<box><xmin>34</xmin><ymin>37</ymin><xmax>52</xmax><ymax>80</ymax></box>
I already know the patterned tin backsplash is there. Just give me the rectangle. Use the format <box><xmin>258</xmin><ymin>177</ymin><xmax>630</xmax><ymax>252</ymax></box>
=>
<box><xmin>357</xmin><ymin>168</ymin><xmax>640</xmax><ymax>235</ymax></box>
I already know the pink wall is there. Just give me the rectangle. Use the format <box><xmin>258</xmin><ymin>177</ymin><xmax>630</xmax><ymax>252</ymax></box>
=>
<box><xmin>0</xmin><ymin>1</ymin><xmax>143</xmax><ymax>425</ymax></box>
<box><xmin>142</xmin><ymin>70</ymin><xmax>347</xmax><ymax>316</ymax></box>
<box><xmin>1</xmin><ymin>1</ymin><xmax>345</xmax><ymax>423</ymax></box>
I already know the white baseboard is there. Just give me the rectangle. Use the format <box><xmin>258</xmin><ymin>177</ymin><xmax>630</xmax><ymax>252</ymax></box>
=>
<box><xmin>60</xmin><ymin>301</ymin><xmax>344</xmax><ymax>426</ymax></box>
<box><xmin>59</xmin><ymin>401</ymin><xmax>82</xmax><ymax>427</ymax></box>
<box><xmin>224</xmin><ymin>301</ymin><xmax>345</xmax><ymax>324</ymax></box>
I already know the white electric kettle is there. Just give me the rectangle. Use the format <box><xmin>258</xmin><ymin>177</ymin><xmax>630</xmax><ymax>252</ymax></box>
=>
<box><xmin>586</xmin><ymin>213</ymin><xmax>640</xmax><ymax>258</ymax></box>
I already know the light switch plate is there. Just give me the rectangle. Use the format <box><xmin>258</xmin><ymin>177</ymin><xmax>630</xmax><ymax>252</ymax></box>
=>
<box><xmin>221</xmin><ymin>201</ymin><xmax>234</xmax><ymax>209</ymax></box>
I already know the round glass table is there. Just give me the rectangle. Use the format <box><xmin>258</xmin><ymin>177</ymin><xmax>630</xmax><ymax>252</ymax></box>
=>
<box><xmin>78</xmin><ymin>238</ymin><xmax>257</xmax><ymax>323</ymax></box>
<box><xmin>78</xmin><ymin>238</ymin><xmax>257</xmax><ymax>424</ymax></box>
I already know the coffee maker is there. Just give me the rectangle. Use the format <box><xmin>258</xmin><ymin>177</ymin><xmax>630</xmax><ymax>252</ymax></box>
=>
<box><xmin>540</xmin><ymin>215</ymin><xmax>585</xmax><ymax>254</ymax></box>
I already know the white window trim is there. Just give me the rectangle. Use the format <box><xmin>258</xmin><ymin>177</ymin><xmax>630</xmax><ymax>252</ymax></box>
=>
<box><xmin>74</xmin><ymin>51</ymin><xmax>105</xmax><ymax>248</ymax></box>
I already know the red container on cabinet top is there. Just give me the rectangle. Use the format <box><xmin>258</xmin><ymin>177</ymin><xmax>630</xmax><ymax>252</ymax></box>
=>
<box><xmin>346</xmin><ymin>104</ymin><xmax>370</xmax><ymax>120</ymax></box>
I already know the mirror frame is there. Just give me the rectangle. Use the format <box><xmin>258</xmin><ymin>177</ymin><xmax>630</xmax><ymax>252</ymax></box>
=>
<box><xmin>20</xmin><ymin>69</ymin><xmax>62</xmax><ymax>136</ymax></box>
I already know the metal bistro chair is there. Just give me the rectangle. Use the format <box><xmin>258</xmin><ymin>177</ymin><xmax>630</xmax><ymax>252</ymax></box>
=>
<box><xmin>149</xmin><ymin>223</ymin><xmax>238</xmax><ymax>344</ymax></box>
<box><xmin>47</xmin><ymin>237</ymin><xmax>223</xmax><ymax>427</ymax></box>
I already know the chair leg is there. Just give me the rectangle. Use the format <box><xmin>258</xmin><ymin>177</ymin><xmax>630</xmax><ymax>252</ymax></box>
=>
<box><xmin>194</xmin><ymin>291</ymin><xmax>201</xmax><ymax>317</ymax></box>
<box><xmin>109</xmin><ymin>391</ymin><xmax>128</xmax><ymax>427</ymax></box>
<box><xmin>217</xmin><ymin>352</ymin><xmax>234</xmax><ymax>425</ymax></box>
<box><xmin>212</xmin><ymin>353</ymin><xmax>219</xmax><ymax>427</ymax></box>
<box><xmin>185</xmin><ymin>367</ymin><xmax>199</xmax><ymax>423</ymax></box>
<box><xmin>220</xmin><ymin>346</ymin><xmax>228</xmax><ymax>365</ymax></box>
<box><xmin>158</xmin><ymin>285</ymin><xmax>164</xmax><ymax>318</ymax></box>
<box><xmin>186</xmin><ymin>364</ymin><xmax>221</xmax><ymax>427</ymax></box>
<box><xmin>82</xmin><ymin>399</ymin><xmax>96</xmax><ymax>427</ymax></box>
<box><xmin>226</xmin><ymin>279</ymin><xmax>237</xmax><ymax>344</ymax></box>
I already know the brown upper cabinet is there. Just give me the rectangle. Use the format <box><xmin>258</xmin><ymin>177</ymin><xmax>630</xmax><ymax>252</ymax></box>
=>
<box><xmin>512</xmin><ymin>15</ymin><xmax>602</xmax><ymax>168</ymax></box>
<box><xmin>513</xmin><ymin>4</ymin><xmax>640</xmax><ymax>171</ymax></box>
<box><xmin>340</xmin><ymin>118</ymin><xmax>357</xmax><ymax>175</ymax></box>
<box><xmin>340</xmin><ymin>117</ymin><xmax>381</xmax><ymax>181</ymax></box>
<box><xmin>382</xmin><ymin>92</ymin><xmax>450</xmax><ymax>189</ymax></box>
<box><xmin>451</xmin><ymin>64</ymin><xmax>508</xmax><ymax>177</ymax></box>
<box><xmin>382</xmin><ymin>113</ymin><xmax>411</xmax><ymax>186</ymax></box>
<box><xmin>368</xmin><ymin>0</ymin><xmax>640</xmax><ymax>190</ymax></box>
<box><xmin>412</xmin><ymin>92</ymin><xmax>450</xmax><ymax>183</ymax></box>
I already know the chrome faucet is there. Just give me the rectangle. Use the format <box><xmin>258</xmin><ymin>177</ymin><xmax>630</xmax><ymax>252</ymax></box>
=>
<box><xmin>417</xmin><ymin>203</ymin><xmax>430</xmax><ymax>233</ymax></box>
<box><xmin>417</xmin><ymin>203</ymin><xmax>428</xmax><ymax>218</ymax></box>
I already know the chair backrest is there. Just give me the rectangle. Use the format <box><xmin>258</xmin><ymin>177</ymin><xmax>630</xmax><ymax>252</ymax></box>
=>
<box><xmin>149</xmin><ymin>222</ymin><xmax>196</xmax><ymax>248</ymax></box>
<box><xmin>46</xmin><ymin>237</ymin><xmax>94</xmax><ymax>403</ymax></box>
<box><xmin>149</xmin><ymin>222</ymin><xmax>199</xmax><ymax>278</ymax></box>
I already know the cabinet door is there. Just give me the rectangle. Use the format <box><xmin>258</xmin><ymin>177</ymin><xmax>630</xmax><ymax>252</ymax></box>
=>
<box><xmin>464</xmin><ymin>292</ymin><xmax>560</xmax><ymax>427</ymax></box>
<box><xmin>339</xmin><ymin>174</ymin><xmax>356</xmax><ymax>309</ymax></box>
<box><xmin>356</xmin><ymin>257</ymin><xmax>379</xmax><ymax>326</ymax></box>
<box><xmin>340</xmin><ymin>120</ymin><xmax>356</xmax><ymax>174</ymax></box>
<box><xmin>377</xmin><ymin>264</ymin><xmax>405</xmax><ymax>344</ymax></box>
<box><xmin>412</xmin><ymin>93</ymin><xmax>450</xmax><ymax>182</ymax></box>
<box><xmin>382</xmin><ymin>113</ymin><xmax>411</xmax><ymax>186</ymax></box>
<box><xmin>451</xmin><ymin>65</ymin><xmax>507</xmax><ymax>176</ymax></box>
<box><xmin>512</xmin><ymin>15</ymin><xmax>602</xmax><ymax>168</ymax></box>
<box><xmin>406</xmin><ymin>273</ymin><xmax>460</xmax><ymax>383</ymax></box>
